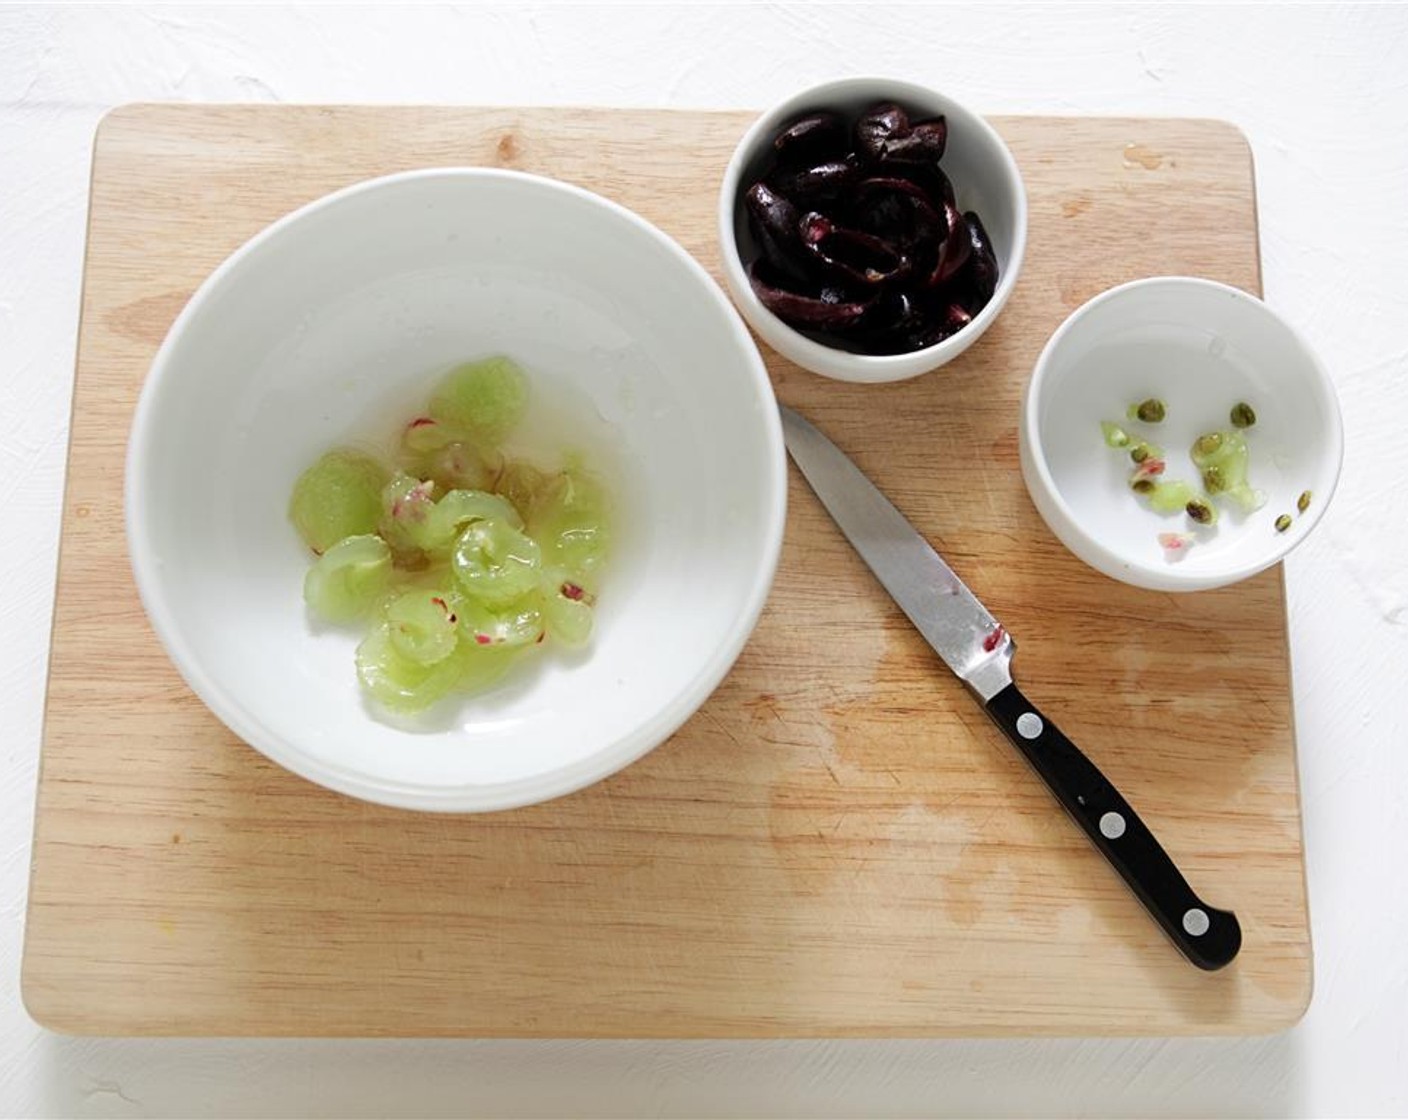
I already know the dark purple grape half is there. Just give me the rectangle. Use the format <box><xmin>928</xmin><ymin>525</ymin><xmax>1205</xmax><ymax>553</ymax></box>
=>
<box><xmin>744</xmin><ymin>182</ymin><xmax>803</xmax><ymax>276</ymax></box>
<box><xmin>748</xmin><ymin>264</ymin><xmax>874</xmax><ymax>329</ymax></box>
<box><xmin>738</xmin><ymin>99</ymin><xmax>1000</xmax><ymax>355</ymax></box>
<box><xmin>854</xmin><ymin>103</ymin><xmax>909</xmax><ymax>162</ymax></box>
<box><xmin>878</xmin><ymin>116</ymin><xmax>948</xmax><ymax>163</ymax></box>
<box><xmin>771</xmin><ymin>156</ymin><xmax>861</xmax><ymax>204</ymax></box>
<box><xmin>962</xmin><ymin>211</ymin><xmax>1000</xmax><ymax>300</ymax></box>
<box><xmin>772</xmin><ymin>111</ymin><xmax>847</xmax><ymax>164</ymax></box>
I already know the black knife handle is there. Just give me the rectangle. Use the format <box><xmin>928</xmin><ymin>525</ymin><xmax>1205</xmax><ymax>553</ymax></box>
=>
<box><xmin>986</xmin><ymin>682</ymin><xmax>1241</xmax><ymax>971</ymax></box>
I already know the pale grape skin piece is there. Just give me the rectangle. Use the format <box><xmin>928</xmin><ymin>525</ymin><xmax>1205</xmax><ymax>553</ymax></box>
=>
<box><xmin>528</xmin><ymin>468</ymin><xmax>611</xmax><ymax>590</ymax></box>
<box><xmin>495</xmin><ymin>459</ymin><xmax>551</xmax><ymax>520</ymax></box>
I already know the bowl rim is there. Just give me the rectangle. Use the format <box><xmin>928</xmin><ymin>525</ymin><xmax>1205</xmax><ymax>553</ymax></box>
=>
<box><xmin>716</xmin><ymin>74</ymin><xmax>1029</xmax><ymax>383</ymax></box>
<box><xmin>1021</xmin><ymin>275</ymin><xmax>1345</xmax><ymax>591</ymax></box>
<box><xmin>125</xmin><ymin>166</ymin><xmax>788</xmax><ymax>812</ymax></box>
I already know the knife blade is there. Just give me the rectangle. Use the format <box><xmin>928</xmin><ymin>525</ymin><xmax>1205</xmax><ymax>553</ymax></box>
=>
<box><xmin>780</xmin><ymin>404</ymin><xmax>1241</xmax><ymax>971</ymax></box>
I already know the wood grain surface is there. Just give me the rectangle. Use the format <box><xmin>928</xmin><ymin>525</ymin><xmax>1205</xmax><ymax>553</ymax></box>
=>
<box><xmin>22</xmin><ymin>105</ymin><xmax>1310</xmax><ymax>1037</ymax></box>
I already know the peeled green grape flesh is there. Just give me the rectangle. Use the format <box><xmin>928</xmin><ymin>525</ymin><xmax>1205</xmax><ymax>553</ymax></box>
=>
<box><xmin>355</xmin><ymin>623</ymin><xmax>465</xmax><ymax>713</ymax></box>
<box><xmin>290</xmin><ymin>450</ymin><xmax>388</xmax><ymax>554</ymax></box>
<box><xmin>303</xmin><ymin>534</ymin><xmax>392</xmax><ymax>622</ymax></box>
<box><xmin>542</xmin><ymin>572</ymin><xmax>594</xmax><ymax>647</ymax></box>
<box><xmin>452</xmin><ymin>518</ymin><xmax>543</xmax><ymax>608</ymax></box>
<box><xmin>1191</xmin><ymin>428</ymin><xmax>1264</xmax><ymax>512</ymax></box>
<box><xmin>385</xmin><ymin>588</ymin><xmax>460</xmax><ymax>666</ymax></box>
<box><xmin>292</xmin><ymin>357</ymin><xmax>607</xmax><ymax>715</ymax></box>
<box><xmin>457</xmin><ymin>593</ymin><xmax>546</xmax><ymax>649</ymax></box>
<box><xmin>429</xmin><ymin>356</ymin><xmax>528</xmax><ymax>446</ymax></box>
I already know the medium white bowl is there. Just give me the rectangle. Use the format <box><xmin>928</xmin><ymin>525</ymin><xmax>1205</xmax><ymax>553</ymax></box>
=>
<box><xmin>126</xmin><ymin>169</ymin><xmax>786</xmax><ymax>812</ymax></box>
<box><xmin>717</xmin><ymin>76</ymin><xmax>1027</xmax><ymax>383</ymax></box>
<box><xmin>1020</xmin><ymin>277</ymin><xmax>1342</xmax><ymax>592</ymax></box>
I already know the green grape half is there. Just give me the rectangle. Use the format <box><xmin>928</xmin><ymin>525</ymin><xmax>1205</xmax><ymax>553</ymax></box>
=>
<box><xmin>385</xmin><ymin>588</ymin><xmax>460</xmax><ymax>666</ymax></box>
<box><xmin>453</xmin><ymin>640</ymin><xmax>519</xmax><ymax>694</ymax></box>
<box><xmin>414</xmin><ymin>489</ymin><xmax>524</xmax><ymax>553</ymax></box>
<box><xmin>428</xmin><ymin>356</ymin><xmax>528</xmax><ymax>447</ymax></box>
<box><xmin>541</xmin><ymin>570</ymin><xmax>594</xmax><ymax>648</ymax></box>
<box><xmin>302</xmin><ymin>534</ymin><xmax>392</xmax><ymax>622</ymax></box>
<box><xmin>452</xmin><ymin>517</ymin><xmax>542</xmax><ymax>607</ymax></box>
<box><xmin>457</xmin><ymin>592</ymin><xmax>545</xmax><ymax>649</ymax></box>
<box><xmin>355</xmin><ymin>622</ymin><xmax>464</xmax><ymax>713</ymax></box>
<box><xmin>289</xmin><ymin>449</ymin><xmax>388</xmax><ymax>555</ymax></box>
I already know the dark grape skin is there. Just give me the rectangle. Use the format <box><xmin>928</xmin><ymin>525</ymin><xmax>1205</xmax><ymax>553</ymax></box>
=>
<box><xmin>926</xmin><ymin>196</ymin><xmax>972</xmax><ymax>288</ymax></box>
<box><xmin>798</xmin><ymin>212</ymin><xmax>910</xmax><ymax>287</ymax></box>
<box><xmin>851</xmin><ymin>177</ymin><xmax>944</xmax><ymax>252</ymax></box>
<box><xmin>739</xmin><ymin>100</ymin><xmax>999</xmax><ymax>354</ymax></box>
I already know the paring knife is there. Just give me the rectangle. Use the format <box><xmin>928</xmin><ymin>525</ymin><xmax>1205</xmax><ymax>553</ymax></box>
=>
<box><xmin>780</xmin><ymin>404</ymin><xmax>1241</xmax><ymax>971</ymax></box>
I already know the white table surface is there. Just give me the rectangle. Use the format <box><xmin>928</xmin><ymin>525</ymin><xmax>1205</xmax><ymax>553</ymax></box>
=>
<box><xmin>2</xmin><ymin>4</ymin><xmax>1405</xmax><ymax>1116</ymax></box>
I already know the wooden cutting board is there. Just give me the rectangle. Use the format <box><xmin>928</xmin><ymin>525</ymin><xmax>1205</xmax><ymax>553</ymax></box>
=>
<box><xmin>22</xmin><ymin>105</ymin><xmax>1312</xmax><ymax>1037</ymax></box>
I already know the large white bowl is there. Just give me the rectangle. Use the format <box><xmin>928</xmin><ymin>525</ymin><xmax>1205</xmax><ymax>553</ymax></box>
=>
<box><xmin>126</xmin><ymin>169</ymin><xmax>786</xmax><ymax>812</ymax></box>
<box><xmin>718</xmin><ymin>76</ymin><xmax>1027</xmax><ymax>383</ymax></box>
<box><xmin>1020</xmin><ymin>277</ymin><xmax>1342</xmax><ymax>592</ymax></box>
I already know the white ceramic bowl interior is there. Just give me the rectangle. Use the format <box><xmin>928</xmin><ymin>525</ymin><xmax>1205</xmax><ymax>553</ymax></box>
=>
<box><xmin>127</xmin><ymin>169</ymin><xmax>786</xmax><ymax>812</ymax></box>
<box><xmin>718</xmin><ymin>75</ymin><xmax>1028</xmax><ymax>383</ymax></box>
<box><xmin>1020</xmin><ymin>277</ymin><xmax>1342</xmax><ymax>592</ymax></box>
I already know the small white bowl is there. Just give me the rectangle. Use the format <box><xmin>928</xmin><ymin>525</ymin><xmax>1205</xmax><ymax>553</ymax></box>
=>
<box><xmin>717</xmin><ymin>76</ymin><xmax>1027</xmax><ymax>383</ymax></box>
<box><xmin>1020</xmin><ymin>277</ymin><xmax>1343</xmax><ymax>592</ymax></box>
<box><xmin>127</xmin><ymin>168</ymin><xmax>786</xmax><ymax>812</ymax></box>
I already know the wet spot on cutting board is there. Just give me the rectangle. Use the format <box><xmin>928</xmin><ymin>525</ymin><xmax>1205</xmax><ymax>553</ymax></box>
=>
<box><xmin>1123</xmin><ymin>143</ymin><xmax>1164</xmax><ymax>170</ymax></box>
<box><xmin>1061</xmin><ymin>196</ymin><xmax>1092</xmax><ymax>218</ymax></box>
<box><xmin>945</xmin><ymin>841</ymin><xmax>997</xmax><ymax>927</ymax></box>
<box><xmin>496</xmin><ymin>133</ymin><xmax>519</xmax><ymax>163</ymax></box>
<box><xmin>107</xmin><ymin>290</ymin><xmax>188</xmax><ymax>345</ymax></box>
<box><xmin>1247</xmin><ymin>941</ymin><xmax>1312</xmax><ymax>1009</ymax></box>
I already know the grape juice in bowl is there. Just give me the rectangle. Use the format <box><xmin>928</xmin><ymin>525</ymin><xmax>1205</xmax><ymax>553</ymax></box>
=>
<box><xmin>126</xmin><ymin>169</ymin><xmax>786</xmax><ymax>813</ymax></box>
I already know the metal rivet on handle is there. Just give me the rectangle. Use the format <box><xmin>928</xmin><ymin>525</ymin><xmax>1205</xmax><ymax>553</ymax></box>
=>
<box><xmin>1016</xmin><ymin>712</ymin><xmax>1043</xmax><ymax>739</ymax></box>
<box><xmin>1099</xmin><ymin>811</ymin><xmax>1126</xmax><ymax>839</ymax></box>
<box><xmin>1183</xmin><ymin>908</ymin><xmax>1211</xmax><ymax>937</ymax></box>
